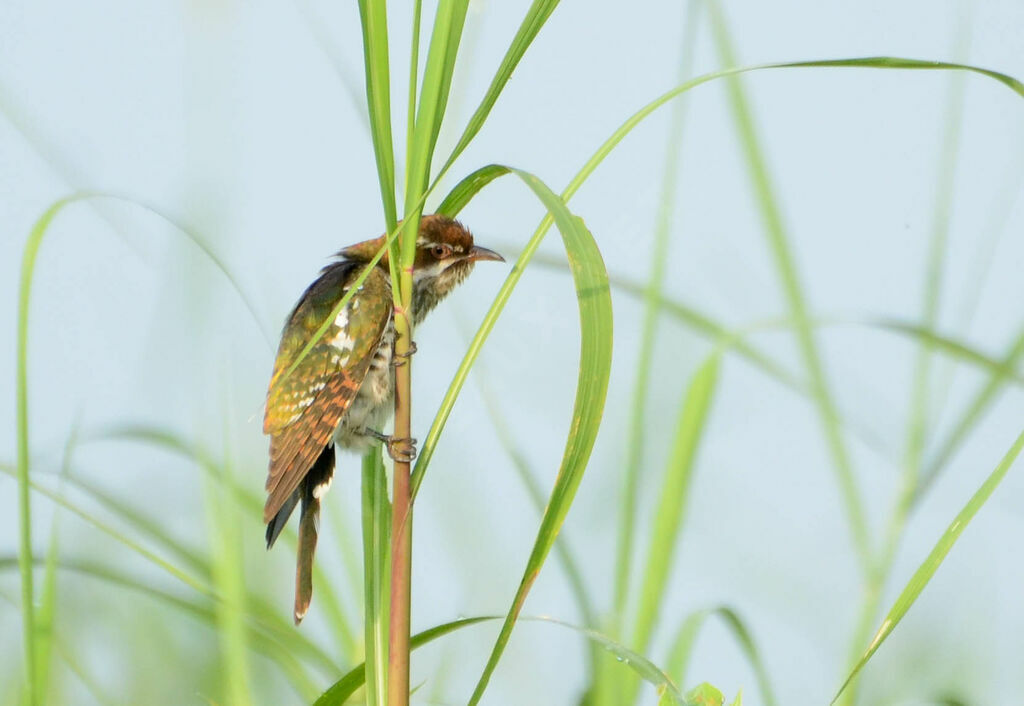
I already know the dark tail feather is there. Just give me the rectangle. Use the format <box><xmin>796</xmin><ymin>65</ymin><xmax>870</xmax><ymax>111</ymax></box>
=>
<box><xmin>294</xmin><ymin>490</ymin><xmax>320</xmax><ymax>624</ymax></box>
<box><xmin>293</xmin><ymin>443</ymin><xmax>335</xmax><ymax>624</ymax></box>
<box><xmin>266</xmin><ymin>490</ymin><xmax>300</xmax><ymax>549</ymax></box>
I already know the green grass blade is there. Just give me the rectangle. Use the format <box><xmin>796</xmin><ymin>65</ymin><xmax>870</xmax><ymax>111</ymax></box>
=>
<box><xmin>412</xmin><ymin>167</ymin><xmax>612</xmax><ymax>494</ymax></box>
<box><xmin>291</xmin><ymin>0</ymin><xmax>368</xmax><ymax>133</ymax></box>
<box><xmin>665</xmin><ymin>607</ymin><xmax>778</xmax><ymax>706</ymax></box>
<box><xmin>403</xmin><ymin>0</ymin><xmax>423</xmax><ymax>197</ymax></box>
<box><xmin>357</xmin><ymin>0</ymin><xmax>398</xmax><ymax>231</ymax></box>
<box><xmin>474</xmin><ymin>375</ymin><xmax>597</xmax><ymax>628</ymax></box>
<box><xmin>204</xmin><ymin>437</ymin><xmax>251</xmax><ymax>705</ymax></box>
<box><xmin>919</xmin><ymin>324</ymin><xmax>1024</xmax><ymax>499</ymax></box>
<box><xmin>832</xmin><ymin>426</ymin><xmax>1024</xmax><ymax>703</ymax></box>
<box><xmin>465</xmin><ymin>171</ymin><xmax>612</xmax><ymax>705</ymax></box>
<box><xmin>52</xmin><ymin>636</ymin><xmax>119</xmax><ymax>706</ymax></box>
<box><xmin>0</xmin><ymin>462</ymin><xmax>342</xmax><ymax>677</ymax></box>
<box><xmin>613</xmin><ymin>4</ymin><xmax>701</xmax><ymax>653</ymax></box>
<box><xmin>525</xmin><ymin>252</ymin><xmax>805</xmax><ymax>391</ymax></box>
<box><xmin>778</xmin><ymin>56</ymin><xmax>1024</xmax><ymax>95</ymax></box>
<box><xmin>470</xmin><ymin>345</ymin><xmax>602</xmax><ymax>691</ymax></box>
<box><xmin>632</xmin><ymin>356</ymin><xmax>720</xmax><ymax>655</ymax></box>
<box><xmin>538</xmin><ymin>617</ymin><xmax>686</xmax><ymax>705</ymax></box>
<box><xmin>361</xmin><ymin>451</ymin><xmax>390</xmax><ymax>706</ymax></box>
<box><xmin>33</xmin><ymin>521</ymin><xmax>59</xmax><ymax>702</ymax></box>
<box><xmin>315</xmin><ymin>616</ymin><xmax>686</xmax><ymax>705</ymax></box>
<box><xmin>706</xmin><ymin>0</ymin><xmax>871</xmax><ymax>574</ymax></box>
<box><xmin>63</xmin><ymin>470</ymin><xmax>209</xmax><ymax>575</ymax></box>
<box><xmin>84</xmin><ymin>425</ymin><xmax>359</xmax><ymax>658</ymax></box>
<box><xmin>868</xmin><ymin>320</ymin><xmax>1024</xmax><ymax>384</ymax></box>
<box><xmin>32</xmin><ymin>427</ymin><xmax>77</xmax><ymax>702</ymax></box>
<box><xmin>403</xmin><ymin>0</ymin><xmax>469</xmax><ymax>208</ymax></box>
<box><xmin>423</xmin><ymin>50</ymin><xmax>1024</xmax><ymax>500</ymax></box>
<box><xmin>0</xmin><ymin>556</ymin><xmax>323</xmax><ymax>699</ymax></box>
<box><xmin>0</xmin><ymin>465</ymin><xmax>209</xmax><ymax>597</ymax></box>
<box><xmin>434</xmin><ymin>0</ymin><xmax>560</xmax><ymax>177</ymax></box>
<box><xmin>436</xmin><ymin>164</ymin><xmax>511</xmax><ymax>217</ymax></box>
<box><xmin>842</xmin><ymin>69</ymin><xmax>968</xmax><ymax>706</ymax></box>
<box><xmin>15</xmin><ymin>196</ymin><xmax>79</xmax><ymax>706</ymax></box>
<box><xmin>315</xmin><ymin>617</ymin><xmax>494</xmax><ymax>706</ymax></box>
<box><xmin>905</xmin><ymin>70</ymin><xmax>966</xmax><ymax>479</ymax></box>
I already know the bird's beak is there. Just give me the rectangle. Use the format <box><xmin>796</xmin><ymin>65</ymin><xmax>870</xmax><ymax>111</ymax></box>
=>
<box><xmin>468</xmin><ymin>245</ymin><xmax>505</xmax><ymax>263</ymax></box>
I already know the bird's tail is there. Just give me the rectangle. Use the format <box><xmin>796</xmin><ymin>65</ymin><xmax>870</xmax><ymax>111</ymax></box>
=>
<box><xmin>294</xmin><ymin>486</ymin><xmax>320</xmax><ymax>624</ymax></box>
<box><xmin>294</xmin><ymin>443</ymin><xmax>335</xmax><ymax>623</ymax></box>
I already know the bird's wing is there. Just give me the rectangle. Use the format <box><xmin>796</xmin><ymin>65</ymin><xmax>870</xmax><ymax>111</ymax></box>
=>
<box><xmin>262</xmin><ymin>262</ymin><xmax>391</xmax><ymax>521</ymax></box>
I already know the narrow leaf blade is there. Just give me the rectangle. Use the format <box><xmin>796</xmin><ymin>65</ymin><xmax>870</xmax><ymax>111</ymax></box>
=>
<box><xmin>832</xmin><ymin>427</ymin><xmax>1024</xmax><ymax>702</ymax></box>
<box><xmin>466</xmin><ymin>171</ymin><xmax>613</xmax><ymax>705</ymax></box>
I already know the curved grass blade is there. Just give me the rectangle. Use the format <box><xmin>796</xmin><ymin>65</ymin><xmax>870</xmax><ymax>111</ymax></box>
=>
<box><xmin>411</xmin><ymin>166</ymin><xmax>614</xmax><ymax>493</ymax></box>
<box><xmin>405</xmin><ymin>167</ymin><xmax>614</xmax><ymax>701</ymax></box>
<box><xmin>315</xmin><ymin>617</ymin><xmax>493</xmax><ymax>706</ymax></box>
<box><xmin>77</xmin><ymin>425</ymin><xmax>357</xmax><ymax>660</ymax></box>
<box><xmin>422</xmin><ymin>50</ymin><xmax>1024</xmax><ymax>493</ymax></box>
<box><xmin>13</xmin><ymin>193</ymin><xmax>274</xmax><ymax>686</ymax></box>
<box><xmin>436</xmin><ymin>164</ymin><xmax>511</xmax><ymax>218</ymax></box>
<box><xmin>16</xmin><ymin>195</ymin><xmax>82</xmax><ymax>705</ymax></box>
<box><xmin>471</xmin><ymin>363</ymin><xmax>601</xmax><ymax>685</ymax></box>
<box><xmin>632</xmin><ymin>356</ymin><xmax>720</xmax><ymax>655</ymax></box>
<box><xmin>832</xmin><ymin>426</ymin><xmax>1024</xmax><ymax>703</ymax></box>
<box><xmin>464</xmin><ymin>172</ymin><xmax>612</xmax><ymax>705</ymax></box>
<box><xmin>474</xmin><ymin>373</ymin><xmax>597</xmax><ymax>628</ymax></box>
<box><xmin>315</xmin><ymin>616</ymin><xmax>686</xmax><ymax>705</ymax></box>
<box><xmin>0</xmin><ymin>462</ymin><xmax>341</xmax><ymax>676</ymax></box>
<box><xmin>666</xmin><ymin>606</ymin><xmax>777</xmax><ymax>706</ymax></box>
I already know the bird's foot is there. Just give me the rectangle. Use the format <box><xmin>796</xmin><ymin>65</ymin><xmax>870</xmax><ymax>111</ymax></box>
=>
<box><xmin>386</xmin><ymin>437</ymin><xmax>417</xmax><ymax>462</ymax></box>
<box><xmin>391</xmin><ymin>340</ymin><xmax>418</xmax><ymax>368</ymax></box>
<box><xmin>366</xmin><ymin>429</ymin><xmax>418</xmax><ymax>462</ymax></box>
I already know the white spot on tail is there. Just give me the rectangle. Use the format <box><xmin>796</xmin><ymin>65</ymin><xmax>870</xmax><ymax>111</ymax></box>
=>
<box><xmin>313</xmin><ymin>477</ymin><xmax>332</xmax><ymax>499</ymax></box>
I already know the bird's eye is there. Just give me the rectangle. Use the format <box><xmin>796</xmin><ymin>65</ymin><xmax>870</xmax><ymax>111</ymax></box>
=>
<box><xmin>431</xmin><ymin>244</ymin><xmax>453</xmax><ymax>259</ymax></box>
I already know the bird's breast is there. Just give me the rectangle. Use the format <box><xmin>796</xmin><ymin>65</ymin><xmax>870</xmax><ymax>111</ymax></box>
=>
<box><xmin>334</xmin><ymin>321</ymin><xmax>395</xmax><ymax>452</ymax></box>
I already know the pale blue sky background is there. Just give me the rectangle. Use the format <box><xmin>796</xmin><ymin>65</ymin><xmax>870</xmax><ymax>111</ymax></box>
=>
<box><xmin>1</xmin><ymin>1</ymin><xmax>1023</xmax><ymax>704</ymax></box>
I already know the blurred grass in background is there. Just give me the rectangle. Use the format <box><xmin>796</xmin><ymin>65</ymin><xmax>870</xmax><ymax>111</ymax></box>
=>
<box><xmin>3</xmin><ymin>1</ymin><xmax>1024</xmax><ymax>704</ymax></box>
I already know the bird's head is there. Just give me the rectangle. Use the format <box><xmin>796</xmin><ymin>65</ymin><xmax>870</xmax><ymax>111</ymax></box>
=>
<box><xmin>339</xmin><ymin>214</ymin><xmax>504</xmax><ymax>322</ymax></box>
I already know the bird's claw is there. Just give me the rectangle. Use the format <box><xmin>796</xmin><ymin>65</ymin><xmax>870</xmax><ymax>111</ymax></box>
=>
<box><xmin>391</xmin><ymin>341</ymin><xmax>418</xmax><ymax>368</ymax></box>
<box><xmin>386</xmin><ymin>436</ymin><xmax>417</xmax><ymax>463</ymax></box>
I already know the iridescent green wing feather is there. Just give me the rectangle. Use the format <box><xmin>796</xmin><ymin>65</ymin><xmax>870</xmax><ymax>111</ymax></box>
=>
<box><xmin>263</xmin><ymin>262</ymin><xmax>391</xmax><ymax>521</ymax></box>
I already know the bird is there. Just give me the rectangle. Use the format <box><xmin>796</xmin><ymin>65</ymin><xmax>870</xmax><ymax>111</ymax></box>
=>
<box><xmin>262</xmin><ymin>214</ymin><xmax>504</xmax><ymax>623</ymax></box>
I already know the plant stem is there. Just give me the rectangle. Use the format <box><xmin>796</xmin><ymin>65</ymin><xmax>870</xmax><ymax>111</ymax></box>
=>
<box><xmin>386</xmin><ymin>455</ymin><xmax>412</xmax><ymax>706</ymax></box>
<box><xmin>388</xmin><ymin>290</ymin><xmax>415</xmax><ymax>706</ymax></box>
